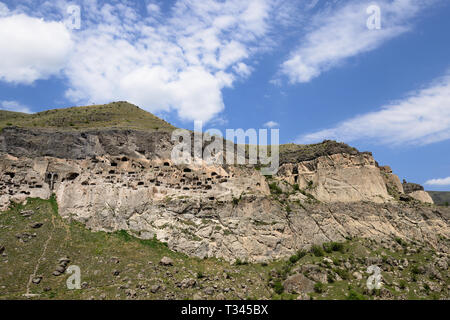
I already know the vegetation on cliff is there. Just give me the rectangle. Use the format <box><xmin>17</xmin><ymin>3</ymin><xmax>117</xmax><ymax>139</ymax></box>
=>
<box><xmin>0</xmin><ymin>198</ymin><xmax>448</xmax><ymax>300</ymax></box>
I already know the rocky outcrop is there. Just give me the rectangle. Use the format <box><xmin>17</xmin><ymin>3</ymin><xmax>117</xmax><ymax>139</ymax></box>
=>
<box><xmin>276</xmin><ymin>153</ymin><xmax>390</xmax><ymax>203</ymax></box>
<box><xmin>403</xmin><ymin>181</ymin><xmax>425</xmax><ymax>193</ymax></box>
<box><xmin>402</xmin><ymin>181</ymin><xmax>434</xmax><ymax>204</ymax></box>
<box><xmin>0</xmin><ymin>128</ymin><xmax>447</xmax><ymax>262</ymax></box>
<box><xmin>408</xmin><ymin>191</ymin><xmax>434</xmax><ymax>204</ymax></box>
<box><xmin>380</xmin><ymin>166</ymin><xmax>404</xmax><ymax>194</ymax></box>
<box><xmin>0</xmin><ymin>127</ymin><xmax>174</xmax><ymax>160</ymax></box>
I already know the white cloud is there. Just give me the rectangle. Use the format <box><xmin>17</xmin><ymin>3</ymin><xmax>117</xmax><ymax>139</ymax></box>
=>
<box><xmin>62</xmin><ymin>0</ymin><xmax>275</xmax><ymax>122</ymax></box>
<box><xmin>0</xmin><ymin>2</ymin><xmax>9</xmax><ymax>17</ymax></box>
<box><xmin>233</xmin><ymin>62</ymin><xmax>252</xmax><ymax>79</ymax></box>
<box><xmin>1</xmin><ymin>0</ymin><xmax>440</xmax><ymax>125</ymax></box>
<box><xmin>425</xmin><ymin>177</ymin><xmax>450</xmax><ymax>186</ymax></box>
<box><xmin>146</xmin><ymin>3</ymin><xmax>161</xmax><ymax>15</ymax></box>
<box><xmin>280</xmin><ymin>0</ymin><xmax>428</xmax><ymax>84</ymax></box>
<box><xmin>296</xmin><ymin>74</ymin><xmax>450</xmax><ymax>146</ymax></box>
<box><xmin>264</xmin><ymin>121</ymin><xmax>279</xmax><ymax>128</ymax></box>
<box><xmin>0</xmin><ymin>100</ymin><xmax>32</xmax><ymax>113</ymax></box>
<box><xmin>306</xmin><ymin>0</ymin><xmax>320</xmax><ymax>11</ymax></box>
<box><xmin>0</xmin><ymin>0</ymin><xmax>275</xmax><ymax>122</ymax></box>
<box><xmin>0</xmin><ymin>13</ymin><xmax>73</xmax><ymax>84</ymax></box>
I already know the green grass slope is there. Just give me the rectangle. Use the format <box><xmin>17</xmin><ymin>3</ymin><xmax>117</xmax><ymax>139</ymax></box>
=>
<box><xmin>0</xmin><ymin>101</ymin><xmax>175</xmax><ymax>132</ymax></box>
<box><xmin>0</xmin><ymin>198</ymin><xmax>448</xmax><ymax>300</ymax></box>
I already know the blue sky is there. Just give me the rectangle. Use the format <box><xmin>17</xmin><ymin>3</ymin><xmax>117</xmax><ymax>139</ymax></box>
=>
<box><xmin>0</xmin><ymin>0</ymin><xmax>449</xmax><ymax>190</ymax></box>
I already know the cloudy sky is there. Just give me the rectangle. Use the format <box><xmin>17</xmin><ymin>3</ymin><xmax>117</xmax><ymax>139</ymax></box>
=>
<box><xmin>0</xmin><ymin>0</ymin><xmax>449</xmax><ymax>190</ymax></box>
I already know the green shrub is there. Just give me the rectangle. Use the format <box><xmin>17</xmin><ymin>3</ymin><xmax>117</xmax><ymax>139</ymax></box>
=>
<box><xmin>235</xmin><ymin>258</ymin><xmax>248</xmax><ymax>266</ymax></box>
<box><xmin>269</xmin><ymin>183</ymin><xmax>283</xmax><ymax>195</ymax></box>
<box><xmin>335</xmin><ymin>268</ymin><xmax>350</xmax><ymax>280</ymax></box>
<box><xmin>296</xmin><ymin>250</ymin><xmax>307</xmax><ymax>260</ymax></box>
<box><xmin>311</xmin><ymin>245</ymin><xmax>324</xmax><ymax>257</ymax></box>
<box><xmin>395</xmin><ymin>237</ymin><xmax>406</xmax><ymax>247</ymax></box>
<box><xmin>327</xmin><ymin>273</ymin><xmax>335</xmax><ymax>283</ymax></box>
<box><xmin>411</xmin><ymin>265</ymin><xmax>422</xmax><ymax>275</ymax></box>
<box><xmin>289</xmin><ymin>254</ymin><xmax>300</xmax><ymax>264</ymax></box>
<box><xmin>399</xmin><ymin>280</ymin><xmax>407</xmax><ymax>290</ymax></box>
<box><xmin>292</xmin><ymin>184</ymin><xmax>300</xmax><ymax>191</ymax></box>
<box><xmin>346</xmin><ymin>289</ymin><xmax>366</xmax><ymax>300</ymax></box>
<box><xmin>273</xmin><ymin>281</ymin><xmax>284</xmax><ymax>294</ymax></box>
<box><xmin>323</xmin><ymin>242</ymin><xmax>344</xmax><ymax>253</ymax></box>
<box><xmin>314</xmin><ymin>282</ymin><xmax>324</xmax><ymax>293</ymax></box>
<box><xmin>115</xmin><ymin>230</ymin><xmax>133</xmax><ymax>242</ymax></box>
<box><xmin>280</xmin><ymin>263</ymin><xmax>292</xmax><ymax>280</ymax></box>
<box><xmin>332</xmin><ymin>242</ymin><xmax>344</xmax><ymax>252</ymax></box>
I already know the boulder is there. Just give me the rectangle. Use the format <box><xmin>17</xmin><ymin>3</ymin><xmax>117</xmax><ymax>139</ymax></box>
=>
<box><xmin>32</xmin><ymin>277</ymin><xmax>42</xmax><ymax>284</ymax></box>
<box><xmin>159</xmin><ymin>256</ymin><xmax>174</xmax><ymax>266</ymax></box>
<box><xmin>150</xmin><ymin>284</ymin><xmax>160</xmax><ymax>293</ymax></box>
<box><xmin>283</xmin><ymin>274</ymin><xmax>315</xmax><ymax>294</ymax></box>
<box><xmin>409</xmin><ymin>191</ymin><xmax>434</xmax><ymax>204</ymax></box>
<box><xmin>179</xmin><ymin>278</ymin><xmax>196</xmax><ymax>289</ymax></box>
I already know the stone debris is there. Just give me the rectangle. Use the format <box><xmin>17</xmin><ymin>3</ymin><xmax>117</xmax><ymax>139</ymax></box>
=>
<box><xmin>32</xmin><ymin>276</ymin><xmax>42</xmax><ymax>285</ymax></box>
<box><xmin>159</xmin><ymin>257</ymin><xmax>174</xmax><ymax>266</ymax></box>
<box><xmin>52</xmin><ymin>257</ymin><xmax>70</xmax><ymax>276</ymax></box>
<box><xmin>20</xmin><ymin>210</ymin><xmax>35</xmax><ymax>218</ymax></box>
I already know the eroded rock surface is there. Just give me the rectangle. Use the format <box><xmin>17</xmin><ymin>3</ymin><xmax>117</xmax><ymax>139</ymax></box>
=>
<box><xmin>276</xmin><ymin>153</ymin><xmax>390</xmax><ymax>203</ymax></box>
<box><xmin>0</xmin><ymin>128</ymin><xmax>447</xmax><ymax>262</ymax></box>
<box><xmin>402</xmin><ymin>181</ymin><xmax>434</xmax><ymax>204</ymax></box>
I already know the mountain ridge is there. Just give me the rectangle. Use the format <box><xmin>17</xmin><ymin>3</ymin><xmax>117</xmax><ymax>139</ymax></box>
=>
<box><xmin>0</xmin><ymin>101</ymin><xmax>175</xmax><ymax>132</ymax></box>
<box><xmin>1</xmin><ymin>101</ymin><xmax>372</xmax><ymax>163</ymax></box>
<box><xmin>0</xmin><ymin>101</ymin><xmax>447</xmax><ymax>264</ymax></box>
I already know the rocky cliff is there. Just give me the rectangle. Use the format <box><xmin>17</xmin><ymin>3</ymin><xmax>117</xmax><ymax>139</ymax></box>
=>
<box><xmin>0</xmin><ymin>103</ymin><xmax>448</xmax><ymax>263</ymax></box>
<box><xmin>402</xmin><ymin>180</ymin><xmax>434</xmax><ymax>204</ymax></box>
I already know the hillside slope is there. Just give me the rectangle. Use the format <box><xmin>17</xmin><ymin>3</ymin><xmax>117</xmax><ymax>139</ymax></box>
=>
<box><xmin>428</xmin><ymin>192</ymin><xmax>450</xmax><ymax>206</ymax></box>
<box><xmin>1</xmin><ymin>198</ymin><xmax>448</xmax><ymax>300</ymax></box>
<box><xmin>0</xmin><ymin>102</ymin><xmax>448</xmax><ymax>264</ymax></box>
<box><xmin>0</xmin><ymin>102</ymin><xmax>175</xmax><ymax>132</ymax></box>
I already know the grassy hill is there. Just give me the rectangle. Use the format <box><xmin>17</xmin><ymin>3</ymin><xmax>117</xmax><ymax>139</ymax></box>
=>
<box><xmin>428</xmin><ymin>192</ymin><xmax>450</xmax><ymax>206</ymax></box>
<box><xmin>0</xmin><ymin>198</ymin><xmax>447</xmax><ymax>300</ymax></box>
<box><xmin>0</xmin><ymin>102</ymin><xmax>386</xmax><ymax>163</ymax></box>
<box><xmin>0</xmin><ymin>101</ymin><xmax>175</xmax><ymax>132</ymax></box>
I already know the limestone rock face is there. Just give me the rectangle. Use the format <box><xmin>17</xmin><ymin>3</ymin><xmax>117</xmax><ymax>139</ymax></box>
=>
<box><xmin>276</xmin><ymin>153</ymin><xmax>390</xmax><ymax>203</ymax></box>
<box><xmin>409</xmin><ymin>191</ymin><xmax>434</xmax><ymax>204</ymax></box>
<box><xmin>402</xmin><ymin>181</ymin><xmax>434</xmax><ymax>204</ymax></box>
<box><xmin>0</xmin><ymin>128</ymin><xmax>448</xmax><ymax>262</ymax></box>
<box><xmin>380</xmin><ymin>166</ymin><xmax>404</xmax><ymax>194</ymax></box>
<box><xmin>0</xmin><ymin>155</ymin><xmax>51</xmax><ymax>210</ymax></box>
